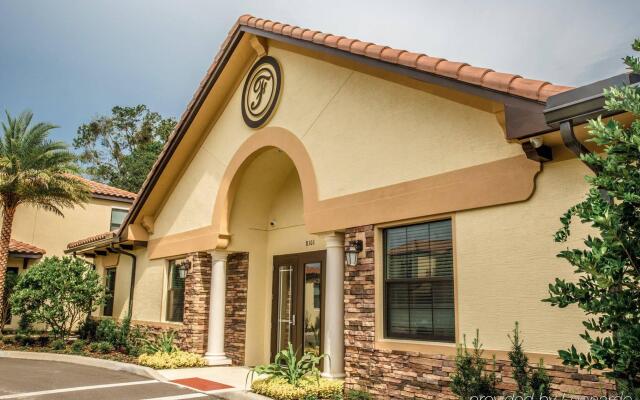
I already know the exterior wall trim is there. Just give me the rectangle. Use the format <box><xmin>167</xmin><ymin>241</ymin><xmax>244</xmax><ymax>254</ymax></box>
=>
<box><xmin>148</xmin><ymin>127</ymin><xmax>541</xmax><ymax>259</ymax></box>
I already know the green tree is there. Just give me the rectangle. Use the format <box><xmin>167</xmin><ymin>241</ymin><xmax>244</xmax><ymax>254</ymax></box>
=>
<box><xmin>450</xmin><ymin>330</ymin><xmax>498</xmax><ymax>399</ymax></box>
<box><xmin>10</xmin><ymin>256</ymin><xmax>105</xmax><ymax>340</ymax></box>
<box><xmin>545</xmin><ymin>39</ymin><xmax>640</xmax><ymax>396</ymax></box>
<box><xmin>0</xmin><ymin>111</ymin><xmax>90</xmax><ymax>319</ymax></box>
<box><xmin>507</xmin><ymin>322</ymin><xmax>551</xmax><ymax>399</ymax></box>
<box><xmin>508</xmin><ymin>322</ymin><xmax>530</xmax><ymax>396</ymax></box>
<box><xmin>73</xmin><ymin>104</ymin><xmax>176</xmax><ymax>193</ymax></box>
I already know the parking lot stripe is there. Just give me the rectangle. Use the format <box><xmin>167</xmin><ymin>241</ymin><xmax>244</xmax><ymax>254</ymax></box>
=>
<box><xmin>0</xmin><ymin>379</ymin><xmax>158</xmax><ymax>399</ymax></box>
<box><xmin>140</xmin><ymin>394</ymin><xmax>207</xmax><ymax>400</ymax></box>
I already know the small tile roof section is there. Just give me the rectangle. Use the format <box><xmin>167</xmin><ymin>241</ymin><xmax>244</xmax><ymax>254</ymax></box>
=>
<box><xmin>73</xmin><ymin>175</ymin><xmax>137</xmax><ymax>201</ymax></box>
<box><xmin>238</xmin><ymin>15</ymin><xmax>572</xmax><ymax>102</ymax></box>
<box><xmin>10</xmin><ymin>239</ymin><xmax>45</xmax><ymax>255</ymax></box>
<box><xmin>67</xmin><ymin>231</ymin><xmax>117</xmax><ymax>250</ymax></box>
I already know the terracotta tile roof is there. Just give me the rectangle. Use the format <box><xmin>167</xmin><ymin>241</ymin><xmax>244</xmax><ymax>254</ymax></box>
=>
<box><xmin>72</xmin><ymin>175</ymin><xmax>137</xmax><ymax>201</ymax></box>
<box><xmin>117</xmin><ymin>14</ymin><xmax>573</xmax><ymax>237</ymax></box>
<box><xmin>238</xmin><ymin>15</ymin><xmax>572</xmax><ymax>102</ymax></box>
<box><xmin>10</xmin><ymin>239</ymin><xmax>45</xmax><ymax>255</ymax></box>
<box><xmin>67</xmin><ymin>231</ymin><xmax>116</xmax><ymax>250</ymax></box>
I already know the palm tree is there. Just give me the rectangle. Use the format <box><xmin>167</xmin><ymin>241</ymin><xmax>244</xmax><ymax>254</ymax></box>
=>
<box><xmin>0</xmin><ymin>111</ymin><xmax>90</xmax><ymax>315</ymax></box>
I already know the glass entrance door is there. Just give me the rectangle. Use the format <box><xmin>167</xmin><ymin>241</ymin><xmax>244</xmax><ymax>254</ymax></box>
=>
<box><xmin>271</xmin><ymin>251</ymin><xmax>326</xmax><ymax>359</ymax></box>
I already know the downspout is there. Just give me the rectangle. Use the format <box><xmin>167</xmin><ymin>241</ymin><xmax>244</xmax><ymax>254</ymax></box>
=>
<box><xmin>559</xmin><ymin>121</ymin><xmax>609</xmax><ymax>201</ymax></box>
<box><xmin>110</xmin><ymin>248</ymin><xmax>137</xmax><ymax>317</ymax></box>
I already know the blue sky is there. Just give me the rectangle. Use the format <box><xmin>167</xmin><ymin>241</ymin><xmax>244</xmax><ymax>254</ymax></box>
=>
<box><xmin>1</xmin><ymin>0</ymin><xmax>638</xmax><ymax>143</ymax></box>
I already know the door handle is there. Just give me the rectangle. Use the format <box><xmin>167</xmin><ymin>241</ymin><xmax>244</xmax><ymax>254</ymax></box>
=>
<box><xmin>291</xmin><ymin>314</ymin><xmax>296</xmax><ymax>326</ymax></box>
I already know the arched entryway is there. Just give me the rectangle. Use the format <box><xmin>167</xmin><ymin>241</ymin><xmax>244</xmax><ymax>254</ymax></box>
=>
<box><xmin>204</xmin><ymin>128</ymin><xmax>345</xmax><ymax>378</ymax></box>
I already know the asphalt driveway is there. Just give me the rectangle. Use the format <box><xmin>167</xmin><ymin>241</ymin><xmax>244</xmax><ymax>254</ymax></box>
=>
<box><xmin>0</xmin><ymin>358</ymin><xmax>218</xmax><ymax>400</ymax></box>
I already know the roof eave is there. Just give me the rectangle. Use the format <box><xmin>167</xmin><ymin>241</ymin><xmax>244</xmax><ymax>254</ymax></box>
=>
<box><xmin>544</xmin><ymin>72</ymin><xmax>640</xmax><ymax>128</ymax></box>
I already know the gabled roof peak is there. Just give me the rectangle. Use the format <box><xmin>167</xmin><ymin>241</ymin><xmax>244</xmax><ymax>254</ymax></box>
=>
<box><xmin>238</xmin><ymin>14</ymin><xmax>572</xmax><ymax>102</ymax></box>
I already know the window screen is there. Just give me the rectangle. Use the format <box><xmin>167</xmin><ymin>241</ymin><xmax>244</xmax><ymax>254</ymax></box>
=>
<box><xmin>384</xmin><ymin>219</ymin><xmax>455</xmax><ymax>342</ymax></box>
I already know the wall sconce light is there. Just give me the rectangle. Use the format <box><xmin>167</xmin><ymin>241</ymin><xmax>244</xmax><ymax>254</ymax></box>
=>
<box><xmin>345</xmin><ymin>240</ymin><xmax>363</xmax><ymax>267</ymax></box>
<box><xmin>177</xmin><ymin>259</ymin><xmax>191</xmax><ymax>279</ymax></box>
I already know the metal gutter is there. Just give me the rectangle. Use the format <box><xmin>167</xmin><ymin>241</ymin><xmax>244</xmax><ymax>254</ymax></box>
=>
<box><xmin>109</xmin><ymin>247</ymin><xmax>137</xmax><ymax>317</ymax></box>
<box><xmin>544</xmin><ymin>72</ymin><xmax>639</xmax><ymax>128</ymax></box>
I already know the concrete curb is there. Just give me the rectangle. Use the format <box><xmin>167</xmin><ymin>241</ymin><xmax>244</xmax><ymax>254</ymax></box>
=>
<box><xmin>0</xmin><ymin>350</ymin><xmax>167</xmax><ymax>382</ymax></box>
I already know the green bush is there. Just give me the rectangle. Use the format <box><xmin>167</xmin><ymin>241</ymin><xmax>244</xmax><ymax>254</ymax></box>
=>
<box><xmin>17</xmin><ymin>313</ymin><xmax>33</xmax><ymax>334</ymax></box>
<box><xmin>96</xmin><ymin>319</ymin><xmax>118</xmax><ymax>344</ymax></box>
<box><xmin>36</xmin><ymin>335</ymin><xmax>49</xmax><ymax>347</ymax></box>
<box><xmin>2</xmin><ymin>335</ymin><xmax>15</xmax><ymax>345</ymax></box>
<box><xmin>71</xmin><ymin>339</ymin><xmax>86</xmax><ymax>353</ymax></box>
<box><xmin>77</xmin><ymin>318</ymin><xmax>99</xmax><ymax>341</ymax></box>
<box><xmin>15</xmin><ymin>333</ymin><xmax>35</xmax><ymax>346</ymax></box>
<box><xmin>90</xmin><ymin>341</ymin><xmax>115</xmax><ymax>354</ymax></box>
<box><xmin>10</xmin><ymin>256</ymin><xmax>105</xmax><ymax>340</ymax></box>
<box><xmin>345</xmin><ymin>389</ymin><xmax>372</xmax><ymax>400</ymax></box>
<box><xmin>143</xmin><ymin>330</ymin><xmax>177</xmax><ymax>354</ymax></box>
<box><xmin>251</xmin><ymin>343</ymin><xmax>326</xmax><ymax>387</ymax></box>
<box><xmin>507</xmin><ymin>322</ymin><xmax>551</xmax><ymax>399</ymax></box>
<box><xmin>251</xmin><ymin>377</ymin><xmax>343</xmax><ymax>400</ymax></box>
<box><xmin>50</xmin><ymin>339</ymin><xmax>65</xmax><ymax>350</ymax></box>
<box><xmin>450</xmin><ymin>330</ymin><xmax>498</xmax><ymax>399</ymax></box>
<box><xmin>137</xmin><ymin>351</ymin><xmax>206</xmax><ymax>369</ymax></box>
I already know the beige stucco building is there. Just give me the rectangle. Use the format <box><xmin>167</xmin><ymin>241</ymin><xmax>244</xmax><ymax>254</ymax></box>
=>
<box><xmin>66</xmin><ymin>15</ymin><xmax>633</xmax><ymax>398</ymax></box>
<box><xmin>6</xmin><ymin>177</ymin><xmax>135</xmax><ymax>329</ymax></box>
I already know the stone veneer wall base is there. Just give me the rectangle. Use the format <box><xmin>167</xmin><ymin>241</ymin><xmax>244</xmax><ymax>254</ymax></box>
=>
<box><xmin>224</xmin><ymin>252</ymin><xmax>248</xmax><ymax>366</ymax></box>
<box><xmin>343</xmin><ymin>225</ymin><xmax>616</xmax><ymax>399</ymax></box>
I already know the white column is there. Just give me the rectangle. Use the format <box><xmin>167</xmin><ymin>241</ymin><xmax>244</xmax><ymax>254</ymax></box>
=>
<box><xmin>322</xmin><ymin>232</ymin><xmax>345</xmax><ymax>379</ymax></box>
<box><xmin>205</xmin><ymin>251</ymin><xmax>232</xmax><ymax>365</ymax></box>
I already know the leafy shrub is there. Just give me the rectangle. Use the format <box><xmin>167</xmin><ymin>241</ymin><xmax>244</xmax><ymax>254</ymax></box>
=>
<box><xmin>15</xmin><ymin>333</ymin><xmax>35</xmax><ymax>346</ymax></box>
<box><xmin>96</xmin><ymin>319</ymin><xmax>118</xmax><ymax>344</ymax></box>
<box><xmin>36</xmin><ymin>335</ymin><xmax>49</xmax><ymax>347</ymax></box>
<box><xmin>450</xmin><ymin>330</ymin><xmax>498</xmax><ymax>399</ymax></box>
<box><xmin>251</xmin><ymin>343</ymin><xmax>326</xmax><ymax>387</ymax></box>
<box><xmin>137</xmin><ymin>351</ymin><xmax>206</xmax><ymax>369</ymax></box>
<box><xmin>122</xmin><ymin>322</ymin><xmax>147</xmax><ymax>356</ymax></box>
<box><xmin>77</xmin><ymin>318</ymin><xmax>99</xmax><ymax>341</ymax></box>
<box><xmin>17</xmin><ymin>313</ymin><xmax>33</xmax><ymax>334</ymax></box>
<box><xmin>143</xmin><ymin>330</ymin><xmax>177</xmax><ymax>354</ymax></box>
<box><xmin>90</xmin><ymin>341</ymin><xmax>115</xmax><ymax>354</ymax></box>
<box><xmin>10</xmin><ymin>256</ymin><xmax>105</xmax><ymax>340</ymax></box>
<box><xmin>251</xmin><ymin>377</ymin><xmax>343</xmax><ymax>400</ymax></box>
<box><xmin>50</xmin><ymin>339</ymin><xmax>65</xmax><ymax>350</ymax></box>
<box><xmin>71</xmin><ymin>339</ymin><xmax>86</xmax><ymax>353</ymax></box>
<box><xmin>345</xmin><ymin>389</ymin><xmax>372</xmax><ymax>400</ymax></box>
<box><xmin>2</xmin><ymin>335</ymin><xmax>15</xmax><ymax>345</ymax></box>
<box><xmin>544</xmin><ymin>39</ymin><xmax>640</xmax><ymax>396</ymax></box>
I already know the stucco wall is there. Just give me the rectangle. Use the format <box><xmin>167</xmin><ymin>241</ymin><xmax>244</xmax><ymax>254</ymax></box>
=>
<box><xmin>94</xmin><ymin>247</ymin><xmax>166</xmax><ymax>323</ymax></box>
<box><xmin>12</xmin><ymin>198</ymin><xmax>130</xmax><ymax>257</ymax></box>
<box><xmin>224</xmin><ymin>148</ymin><xmax>324</xmax><ymax>365</ymax></box>
<box><xmin>152</xmin><ymin>45</ymin><xmax>520</xmax><ymax>239</ymax></box>
<box><xmin>96</xmin><ymin>43</ymin><xmax>596</xmax><ymax>365</ymax></box>
<box><xmin>455</xmin><ymin>158</ymin><xmax>592</xmax><ymax>354</ymax></box>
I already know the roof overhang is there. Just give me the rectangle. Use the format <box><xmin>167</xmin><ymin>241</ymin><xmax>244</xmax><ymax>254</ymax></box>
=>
<box><xmin>66</xmin><ymin>239</ymin><xmax>147</xmax><ymax>257</ymax></box>
<box><xmin>91</xmin><ymin>193</ymin><xmax>135</xmax><ymax>204</ymax></box>
<box><xmin>9</xmin><ymin>252</ymin><xmax>43</xmax><ymax>259</ymax></box>
<box><xmin>544</xmin><ymin>72</ymin><xmax>640</xmax><ymax>128</ymax></box>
